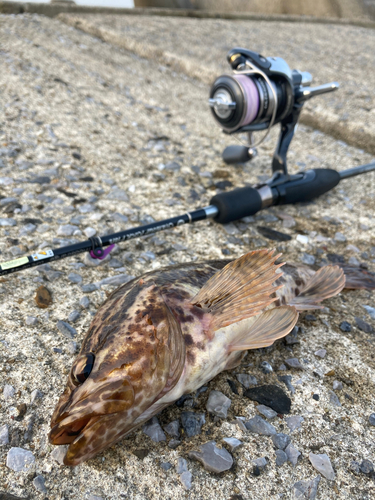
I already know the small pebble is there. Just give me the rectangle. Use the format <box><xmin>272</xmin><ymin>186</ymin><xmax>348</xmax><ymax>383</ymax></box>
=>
<box><xmin>292</xmin><ymin>476</ymin><xmax>321</xmax><ymax>500</ymax></box>
<box><xmin>286</xmin><ymin>415</ymin><xmax>304</xmax><ymax>431</ymax></box>
<box><xmin>368</xmin><ymin>413</ymin><xmax>375</xmax><ymax>426</ymax></box>
<box><xmin>168</xmin><ymin>439</ymin><xmax>181</xmax><ymax>449</ymax></box>
<box><xmin>244</xmin><ymin>384</ymin><xmax>291</xmax><ymax>414</ymax></box>
<box><xmin>6</xmin><ymin>447</ymin><xmax>35</xmax><ymax>472</ymax></box>
<box><xmin>260</xmin><ymin>361</ymin><xmax>273</xmax><ymax>374</ymax></box>
<box><xmin>206</xmin><ymin>390</ymin><xmax>231</xmax><ymax>418</ymax></box>
<box><xmin>312</xmin><ymin>394</ymin><xmax>320</xmax><ymax>401</ymax></box>
<box><xmin>296</xmin><ymin>234</ymin><xmax>309</xmax><ymax>244</ymax></box>
<box><xmin>164</xmin><ymin>420</ymin><xmax>180</xmax><ymax>438</ymax></box>
<box><xmin>309</xmin><ymin>452</ymin><xmax>335</xmax><ymax>480</ymax></box>
<box><xmin>179</xmin><ymin>470</ymin><xmax>192</xmax><ymax>490</ymax></box>
<box><xmin>332</xmin><ymin>380</ymin><xmax>343</xmax><ymax>391</ymax></box>
<box><xmin>277</xmin><ymin>375</ymin><xmax>295</xmax><ymax>394</ymax></box>
<box><xmin>30</xmin><ymin>389</ymin><xmax>43</xmax><ymax>404</ymax></box>
<box><xmin>176</xmin><ymin>457</ymin><xmax>188</xmax><ymax>474</ymax></box>
<box><xmin>301</xmin><ymin>253</ymin><xmax>315</xmax><ymax>265</ymax></box>
<box><xmin>253</xmin><ymin>457</ymin><xmax>267</xmax><ymax>469</ymax></box>
<box><xmin>363</xmin><ymin>305</ymin><xmax>375</xmax><ymax>320</ymax></box>
<box><xmin>160</xmin><ymin>462</ymin><xmax>173</xmax><ymax>471</ymax></box>
<box><xmin>68</xmin><ymin>272</ymin><xmax>83</xmax><ymax>284</ymax></box>
<box><xmin>189</xmin><ymin>441</ymin><xmax>233</xmax><ymax>473</ymax></box>
<box><xmin>235</xmin><ymin>373</ymin><xmax>257</xmax><ymax>388</ymax></box>
<box><xmin>285</xmin><ymin>358</ymin><xmax>304</xmax><ymax>370</ymax></box>
<box><xmin>360</xmin><ymin>459</ymin><xmax>374</xmax><ymax>475</ymax></box>
<box><xmin>350</xmin><ymin>460</ymin><xmax>360</xmax><ymax>474</ymax></box>
<box><xmin>33</xmin><ymin>475</ymin><xmax>47</xmax><ymax>494</ymax></box>
<box><xmin>25</xmin><ymin>315</ymin><xmax>39</xmax><ymax>326</ymax></box>
<box><xmin>355</xmin><ymin>317</ymin><xmax>373</xmax><ymax>333</ymax></box>
<box><xmin>143</xmin><ymin>417</ymin><xmax>166</xmax><ymax>442</ymax></box>
<box><xmin>334</xmin><ymin>232</ymin><xmax>347</xmax><ymax>242</ymax></box>
<box><xmin>257</xmin><ymin>405</ymin><xmax>277</xmax><ymax>420</ymax></box>
<box><xmin>275</xmin><ymin>450</ymin><xmax>288</xmax><ymax>466</ymax></box>
<box><xmin>84</xmin><ymin>227</ymin><xmax>96</xmax><ymax>238</ymax></box>
<box><xmin>272</xmin><ymin>433</ymin><xmax>291</xmax><ymax>450</ymax></box>
<box><xmin>3</xmin><ymin>384</ymin><xmax>15</xmax><ymax>399</ymax></box>
<box><xmin>51</xmin><ymin>445</ymin><xmax>68</xmax><ymax>465</ymax></box>
<box><xmin>57</xmin><ymin>224</ymin><xmax>78</xmax><ymax>236</ymax></box>
<box><xmin>79</xmin><ymin>296</ymin><xmax>90</xmax><ymax>309</ymax></box>
<box><xmin>222</xmin><ymin>437</ymin><xmax>243</xmax><ymax>452</ymax></box>
<box><xmin>339</xmin><ymin>321</ymin><xmax>351</xmax><ymax>332</ymax></box>
<box><xmin>314</xmin><ymin>349</ymin><xmax>326</xmax><ymax>358</ymax></box>
<box><xmin>245</xmin><ymin>415</ymin><xmax>276</xmax><ymax>436</ymax></box>
<box><xmin>35</xmin><ymin>285</ymin><xmax>52</xmax><ymax>308</ymax></box>
<box><xmin>68</xmin><ymin>310</ymin><xmax>81</xmax><ymax>323</ymax></box>
<box><xmin>0</xmin><ymin>424</ymin><xmax>9</xmax><ymax>445</ymax></box>
<box><xmin>329</xmin><ymin>390</ymin><xmax>341</xmax><ymax>407</ymax></box>
<box><xmin>285</xmin><ymin>443</ymin><xmax>301</xmax><ymax>467</ymax></box>
<box><xmin>181</xmin><ymin>411</ymin><xmax>205</xmax><ymax>438</ymax></box>
<box><xmin>56</xmin><ymin>320</ymin><xmax>77</xmax><ymax>339</ymax></box>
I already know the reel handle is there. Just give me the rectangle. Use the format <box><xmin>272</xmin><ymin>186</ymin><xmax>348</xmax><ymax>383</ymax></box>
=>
<box><xmin>222</xmin><ymin>145</ymin><xmax>256</xmax><ymax>164</ymax></box>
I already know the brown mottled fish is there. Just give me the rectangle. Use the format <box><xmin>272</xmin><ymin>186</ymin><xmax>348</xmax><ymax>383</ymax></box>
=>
<box><xmin>50</xmin><ymin>249</ymin><xmax>350</xmax><ymax>465</ymax></box>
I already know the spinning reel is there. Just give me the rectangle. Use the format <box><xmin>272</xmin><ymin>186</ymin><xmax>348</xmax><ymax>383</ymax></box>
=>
<box><xmin>209</xmin><ymin>48</ymin><xmax>338</xmax><ymax>174</ymax></box>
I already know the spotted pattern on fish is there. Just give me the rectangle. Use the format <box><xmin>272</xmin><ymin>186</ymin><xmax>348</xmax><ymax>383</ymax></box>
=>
<box><xmin>49</xmin><ymin>251</ymin><xmax>346</xmax><ymax>466</ymax></box>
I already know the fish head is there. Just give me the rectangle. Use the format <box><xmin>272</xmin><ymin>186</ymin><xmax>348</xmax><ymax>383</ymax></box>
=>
<box><xmin>49</xmin><ymin>278</ymin><xmax>185</xmax><ymax>466</ymax></box>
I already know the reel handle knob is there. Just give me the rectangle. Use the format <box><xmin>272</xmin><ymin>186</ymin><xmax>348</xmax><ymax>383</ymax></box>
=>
<box><xmin>222</xmin><ymin>145</ymin><xmax>256</xmax><ymax>164</ymax></box>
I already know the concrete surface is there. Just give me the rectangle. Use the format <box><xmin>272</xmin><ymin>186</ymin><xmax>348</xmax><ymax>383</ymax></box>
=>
<box><xmin>0</xmin><ymin>12</ymin><xmax>374</xmax><ymax>500</ymax></box>
<box><xmin>134</xmin><ymin>0</ymin><xmax>372</xmax><ymax>20</ymax></box>
<box><xmin>59</xmin><ymin>13</ymin><xmax>375</xmax><ymax>155</ymax></box>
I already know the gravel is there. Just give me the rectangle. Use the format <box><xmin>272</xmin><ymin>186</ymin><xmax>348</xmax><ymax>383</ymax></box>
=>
<box><xmin>33</xmin><ymin>475</ymin><xmax>47</xmax><ymax>494</ymax></box>
<box><xmin>189</xmin><ymin>441</ymin><xmax>233</xmax><ymax>473</ymax></box>
<box><xmin>56</xmin><ymin>320</ymin><xmax>78</xmax><ymax>339</ymax></box>
<box><xmin>0</xmin><ymin>424</ymin><xmax>9</xmax><ymax>446</ymax></box>
<box><xmin>308</xmin><ymin>452</ymin><xmax>336</xmax><ymax>480</ymax></box>
<box><xmin>206</xmin><ymin>390</ymin><xmax>231</xmax><ymax>418</ymax></box>
<box><xmin>6</xmin><ymin>447</ymin><xmax>35</xmax><ymax>472</ymax></box>
<box><xmin>244</xmin><ymin>385</ymin><xmax>291</xmax><ymax>414</ymax></box>
<box><xmin>286</xmin><ymin>415</ymin><xmax>304</xmax><ymax>431</ymax></box>
<box><xmin>180</xmin><ymin>411</ymin><xmax>205</xmax><ymax>438</ymax></box>
<box><xmin>222</xmin><ymin>437</ymin><xmax>243</xmax><ymax>452</ymax></box>
<box><xmin>369</xmin><ymin>413</ymin><xmax>375</xmax><ymax>426</ymax></box>
<box><xmin>272</xmin><ymin>433</ymin><xmax>291</xmax><ymax>450</ymax></box>
<box><xmin>3</xmin><ymin>384</ymin><xmax>15</xmax><ymax>399</ymax></box>
<box><xmin>164</xmin><ymin>420</ymin><xmax>180</xmax><ymax>438</ymax></box>
<box><xmin>275</xmin><ymin>450</ymin><xmax>288</xmax><ymax>466</ymax></box>
<box><xmin>257</xmin><ymin>405</ymin><xmax>277</xmax><ymax>420</ymax></box>
<box><xmin>292</xmin><ymin>475</ymin><xmax>321</xmax><ymax>500</ymax></box>
<box><xmin>142</xmin><ymin>417</ymin><xmax>166</xmax><ymax>442</ymax></box>
<box><xmin>235</xmin><ymin>373</ymin><xmax>258</xmax><ymax>388</ymax></box>
<box><xmin>245</xmin><ymin>416</ymin><xmax>276</xmax><ymax>436</ymax></box>
<box><xmin>285</xmin><ymin>443</ymin><xmax>301</xmax><ymax>466</ymax></box>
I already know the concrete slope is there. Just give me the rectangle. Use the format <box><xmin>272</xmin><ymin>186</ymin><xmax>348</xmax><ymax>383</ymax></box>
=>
<box><xmin>59</xmin><ymin>13</ymin><xmax>375</xmax><ymax>154</ymax></box>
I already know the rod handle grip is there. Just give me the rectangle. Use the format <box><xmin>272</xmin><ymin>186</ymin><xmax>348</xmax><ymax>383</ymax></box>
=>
<box><xmin>210</xmin><ymin>186</ymin><xmax>262</xmax><ymax>223</ymax></box>
<box><xmin>276</xmin><ymin>168</ymin><xmax>341</xmax><ymax>204</ymax></box>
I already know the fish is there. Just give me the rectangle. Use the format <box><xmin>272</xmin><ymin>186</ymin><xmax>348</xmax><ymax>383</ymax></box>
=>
<box><xmin>49</xmin><ymin>249</ymin><xmax>351</xmax><ymax>466</ymax></box>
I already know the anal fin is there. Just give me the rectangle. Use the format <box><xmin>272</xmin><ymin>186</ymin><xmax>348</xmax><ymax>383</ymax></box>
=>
<box><xmin>228</xmin><ymin>306</ymin><xmax>298</xmax><ymax>352</ymax></box>
<box><xmin>289</xmin><ymin>265</ymin><xmax>345</xmax><ymax>311</ymax></box>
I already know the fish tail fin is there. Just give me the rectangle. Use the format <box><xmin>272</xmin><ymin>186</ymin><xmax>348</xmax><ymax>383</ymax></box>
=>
<box><xmin>192</xmin><ymin>249</ymin><xmax>284</xmax><ymax>330</ymax></box>
<box><xmin>340</xmin><ymin>265</ymin><xmax>375</xmax><ymax>290</ymax></box>
<box><xmin>228</xmin><ymin>306</ymin><xmax>299</xmax><ymax>352</ymax></box>
<box><xmin>289</xmin><ymin>265</ymin><xmax>345</xmax><ymax>311</ymax></box>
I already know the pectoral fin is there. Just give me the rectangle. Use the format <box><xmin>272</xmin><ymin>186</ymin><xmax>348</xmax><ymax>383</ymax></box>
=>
<box><xmin>192</xmin><ymin>249</ymin><xmax>284</xmax><ymax>330</ymax></box>
<box><xmin>289</xmin><ymin>265</ymin><xmax>345</xmax><ymax>311</ymax></box>
<box><xmin>228</xmin><ymin>306</ymin><xmax>299</xmax><ymax>352</ymax></box>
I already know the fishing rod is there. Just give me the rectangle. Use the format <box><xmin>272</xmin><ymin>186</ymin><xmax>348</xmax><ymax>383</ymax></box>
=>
<box><xmin>1</xmin><ymin>48</ymin><xmax>374</xmax><ymax>276</ymax></box>
<box><xmin>0</xmin><ymin>161</ymin><xmax>374</xmax><ymax>277</ymax></box>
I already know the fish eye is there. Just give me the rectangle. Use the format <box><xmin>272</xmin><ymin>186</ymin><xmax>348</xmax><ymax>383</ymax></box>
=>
<box><xmin>71</xmin><ymin>353</ymin><xmax>95</xmax><ymax>386</ymax></box>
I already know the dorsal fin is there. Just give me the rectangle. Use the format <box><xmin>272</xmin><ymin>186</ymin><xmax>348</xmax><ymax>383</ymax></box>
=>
<box><xmin>191</xmin><ymin>249</ymin><xmax>284</xmax><ymax>331</ymax></box>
